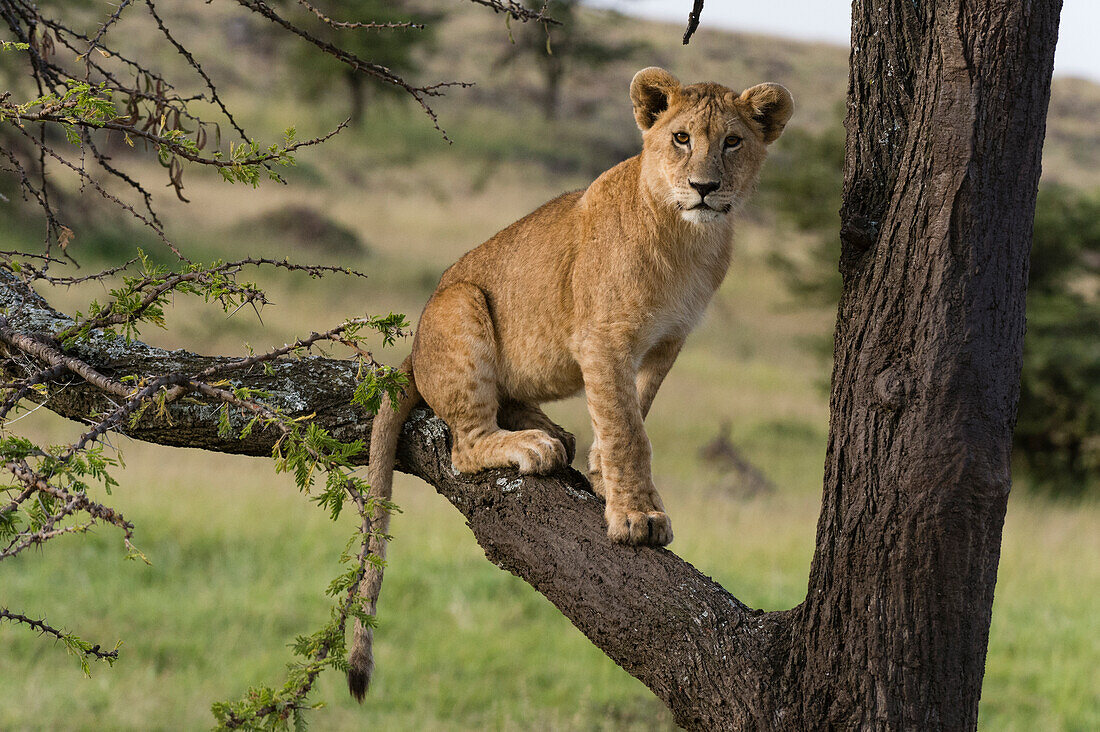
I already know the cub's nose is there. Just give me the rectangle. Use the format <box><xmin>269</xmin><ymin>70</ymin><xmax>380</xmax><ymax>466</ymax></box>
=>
<box><xmin>689</xmin><ymin>180</ymin><xmax>720</xmax><ymax>198</ymax></box>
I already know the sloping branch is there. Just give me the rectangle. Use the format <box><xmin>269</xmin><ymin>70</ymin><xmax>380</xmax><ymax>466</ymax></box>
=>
<box><xmin>0</xmin><ymin>270</ymin><xmax>782</xmax><ymax>730</ymax></box>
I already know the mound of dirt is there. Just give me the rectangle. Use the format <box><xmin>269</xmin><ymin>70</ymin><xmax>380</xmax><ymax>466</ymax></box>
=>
<box><xmin>240</xmin><ymin>205</ymin><xmax>367</xmax><ymax>256</ymax></box>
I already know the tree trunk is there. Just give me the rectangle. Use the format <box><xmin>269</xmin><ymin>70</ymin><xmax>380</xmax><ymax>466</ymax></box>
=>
<box><xmin>0</xmin><ymin>1</ymin><xmax>1061</xmax><ymax>729</ymax></box>
<box><xmin>787</xmin><ymin>0</ymin><xmax>1061</xmax><ymax>727</ymax></box>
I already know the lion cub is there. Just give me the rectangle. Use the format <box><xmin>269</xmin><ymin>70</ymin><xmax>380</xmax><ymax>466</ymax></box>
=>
<box><xmin>348</xmin><ymin>67</ymin><xmax>792</xmax><ymax>699</ymax></box>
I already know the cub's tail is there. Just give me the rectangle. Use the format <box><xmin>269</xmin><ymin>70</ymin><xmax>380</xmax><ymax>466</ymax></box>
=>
<box><xmin>347</xmin><ymin>355</ymin><xmax>418</xmax><ymax>702</ymax></box>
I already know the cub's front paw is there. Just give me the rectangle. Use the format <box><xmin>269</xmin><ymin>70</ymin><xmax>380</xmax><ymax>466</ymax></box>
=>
<box><xmin>606</xmin><ymin>507</ymin><xmax>673</xmax><ymax>546</ymax></box>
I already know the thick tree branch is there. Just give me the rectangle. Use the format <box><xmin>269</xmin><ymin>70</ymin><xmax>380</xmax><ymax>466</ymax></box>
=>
<box><xmin>0</xmin><ymin>270</ymin><xmax>780</xmax><ymax>730</ymax></box>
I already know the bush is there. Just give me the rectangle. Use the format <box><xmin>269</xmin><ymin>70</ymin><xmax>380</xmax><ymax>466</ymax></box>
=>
<box><xmin>757</xmin><ymin>117</ymin><xmax>844</xmax><ymax>306</ymax></box>
<box><xmin>1015</xmin><ymin>185</ymin><xmax>1100</xmax><ymax>495</ymax></box>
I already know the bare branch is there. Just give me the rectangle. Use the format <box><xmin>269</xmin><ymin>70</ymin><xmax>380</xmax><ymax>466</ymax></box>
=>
<box><xmin>143</xmin><ymin>0</ymin><xmax>256</xmax><ymax>147</ymax></box>
<box><xmin>85</xmin><ymin>0</ymin><xmax>136</xmax><ymax>67</ymax></box>
<box><xmin>231</xmin><ymin>0</ymin><xmax>472</xmax><ymax>140</ymax></box>
<box><xmin>294</xmin><ymin>0</ymin><xmax>425</xmax><ymax>30</ymax></box>
<box><xmin>2</xmin><ymin>459</ymin><xmax>137</xmax><ymax>559</ymax></box>
<box><xmin>466</xmin><ymin>0</ymin><xmax>560</xmax><ymax>25</ymax></box>
<box><xmin>0</xmin><ymin>608</ymin><xmax>120</xmax><ymax>662</ymax></box>
<box><xmin>0</xmin><ymin>315</ymin><xmax>132</xmax><ymax>400</ymax></box>
<box><xmin>7</xmin><ymin>122</ymin><xmax>185</xmax><ymax>259</ymax></box>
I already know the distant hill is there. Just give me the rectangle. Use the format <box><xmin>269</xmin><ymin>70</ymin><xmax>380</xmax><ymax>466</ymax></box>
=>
<box><xmin>418</xmin><ymin>3</ymin><xmax>1100</xmax><ymax>189</ymax></box>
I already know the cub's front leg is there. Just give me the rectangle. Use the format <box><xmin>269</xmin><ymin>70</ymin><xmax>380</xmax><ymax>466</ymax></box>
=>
<box><xmin>578</xmin><ymin>341</ymin><xmax>672</xmax><ymax>547</ymax></box>
<box><xmin>588</xmin><ymin>337</ymin><xmax>684</xmax><ymax>500</ymax></box>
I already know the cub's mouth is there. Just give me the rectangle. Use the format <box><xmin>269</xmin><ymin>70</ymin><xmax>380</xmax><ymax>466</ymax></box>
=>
<box><xmin>687</xmin><ymin>202</ymin><xmax>732</xmax><ymax>214</ymax></box>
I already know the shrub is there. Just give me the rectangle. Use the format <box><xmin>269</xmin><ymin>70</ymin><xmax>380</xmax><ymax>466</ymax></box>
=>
<box><xmin>1015</xmin><ymin>185</ymin><xmax>1100</xmax><ymax>494</ymax></box>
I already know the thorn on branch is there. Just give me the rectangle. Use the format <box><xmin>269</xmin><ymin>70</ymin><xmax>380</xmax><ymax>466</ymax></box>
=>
<box><xmin>0</xmin><ymin>608</ymin><xmax>120</xmax><ymax>663</ymax></box>
<box><xmin>294</xmin><ymin>0</ymin><xmax>425</xmax><ymax>31</ymax></box>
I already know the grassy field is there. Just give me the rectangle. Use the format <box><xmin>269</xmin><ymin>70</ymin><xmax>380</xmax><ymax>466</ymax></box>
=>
<box><xmin>2</xmin><ymin>2</ymin><xmax>1099</xmax><ymax>729</ymax></box>
<box><xmin>1</xmin><ymin>232</ymin><xmax>1096</xmax><ymax>730</ymax></box>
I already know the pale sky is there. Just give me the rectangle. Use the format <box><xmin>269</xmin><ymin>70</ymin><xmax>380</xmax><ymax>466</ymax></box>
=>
<box><xmin>587</xmin><ymin>0</ymin><xmax>1100</xmax><ymax>82</ymax></box>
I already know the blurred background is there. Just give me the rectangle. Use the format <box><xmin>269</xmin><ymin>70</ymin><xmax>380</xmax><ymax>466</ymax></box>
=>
<box><xmin>0</xmin><ymin>1</ymin><xmax>1097</xmax><ymax>729</ymax></box>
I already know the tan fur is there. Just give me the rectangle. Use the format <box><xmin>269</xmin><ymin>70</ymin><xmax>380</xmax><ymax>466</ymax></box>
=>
<box><xmin>348</xmin><ymin>68</ymin><xmax>792</xmax><ymax>697</ymax></box>
<box><xmin>348</xmin><ymin>355</ymin><xmax>417</xmax><ymax>701</ymax></box>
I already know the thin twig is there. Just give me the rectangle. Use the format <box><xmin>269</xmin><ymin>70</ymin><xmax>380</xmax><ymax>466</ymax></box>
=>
<box><xmin>0</xmin><ymin>608</ymin><xmax>120</xmax><ymax>661</ymax></box>
<box><xmin>0</xmin><ymin>315</ymin><xmax>132</xmax><ymax>400</ymax></box>
<box><xmin>682</xmin><ymin>0</ymin><xmax>705</xmax><ymax>44</ymax></box>
<box><xmin>294</xmin><ymin>0</ymin><xmax>424</xmax><ymax>30</ymax></box>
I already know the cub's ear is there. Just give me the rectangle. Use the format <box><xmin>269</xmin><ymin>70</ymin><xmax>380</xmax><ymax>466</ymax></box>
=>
<box><xmin>630</xmin><ymin>67</ymin><xmax>681</xmax><ymax>131</ymax></box>
<box><xmin>738</xmin><ymin>83</ymin><xmax>794</xmax><ymax>143</ymax></box>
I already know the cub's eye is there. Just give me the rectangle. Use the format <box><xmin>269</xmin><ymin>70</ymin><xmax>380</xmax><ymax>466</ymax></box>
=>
<box><xmin>724</xmin><ymin>135</ymin><xmax>743</xmax><ymax>149</ymax></box>
<box><xmin>672</xmin><ymin>132</ymin><xmax>690</xmax><ymax>145</ymax></box>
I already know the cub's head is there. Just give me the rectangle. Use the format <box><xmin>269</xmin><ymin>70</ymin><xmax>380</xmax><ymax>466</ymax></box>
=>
<box><xmin>630</xmin><ymin>67</ymin><xmax>793</xmax><ymax>225</ymax></box>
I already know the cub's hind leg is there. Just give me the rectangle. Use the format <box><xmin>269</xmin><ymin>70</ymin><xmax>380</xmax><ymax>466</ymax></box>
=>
<box><xmin>499</xmin><ymin>399</ymin><xmax>576</xmax><ymax>465</ymax></box>
<box><xmin>413</xmin><ymin>282</ymin><xmax>568</xmax><ymax>476</ymax></box>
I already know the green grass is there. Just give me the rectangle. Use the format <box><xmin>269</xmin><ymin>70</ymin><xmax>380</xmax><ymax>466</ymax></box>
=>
<box><xmin>2</xmin><ymin>172</ymin><xmax>1096</xmax><ymax>730</ymax></box>
<box><xmin>980</xmin><ymin>496</ymin><xmax>1100</xmax><ymax>731</ymax></box>
<box><xmin>0</xmin><ymin>435</ymin><xmax>673</xmax><ymax>730</ymax></box>
<box><xmin>1</xmin><ymin>408</ymin><xmax>1095</xmax><ymax>729</ymax></box>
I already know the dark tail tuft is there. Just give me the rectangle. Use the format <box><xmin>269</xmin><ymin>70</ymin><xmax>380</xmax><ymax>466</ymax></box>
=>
<box><xmin>347</xmin><ymin>619</ymin><xmax>375</xmax><ymax>702</ymax></box>
<box><xmin>348</xmin><ymin>666</ymin><xmax>370</xmax><ymax>703</ymax></box>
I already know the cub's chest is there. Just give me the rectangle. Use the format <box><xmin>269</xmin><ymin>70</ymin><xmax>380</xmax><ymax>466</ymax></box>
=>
<box><xmin>633</xmin><ymin>244</ymin><xmax>730</xmax><ymax>357</ymax></box>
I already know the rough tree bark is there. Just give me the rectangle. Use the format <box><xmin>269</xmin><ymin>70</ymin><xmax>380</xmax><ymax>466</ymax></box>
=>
<box><xmin>0</xmin><ymin>0</ymin><xmax>1061</xmax><ymax>729</ymax></box>
<box><xmin>789</xmin><ymin>1</ymin><xmax>1062</xmax><ymax>727</ymax></box>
